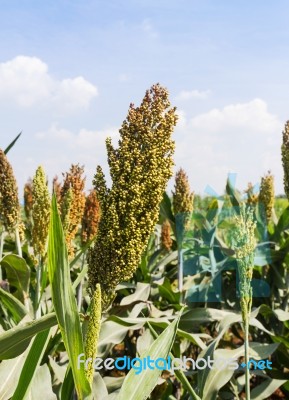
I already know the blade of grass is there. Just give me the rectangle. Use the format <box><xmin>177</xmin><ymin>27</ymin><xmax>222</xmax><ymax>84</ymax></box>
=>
<box><xmin>47</xmin><ymin>195</ymin><xmax>91</xmax><ymax>400</ymax></box>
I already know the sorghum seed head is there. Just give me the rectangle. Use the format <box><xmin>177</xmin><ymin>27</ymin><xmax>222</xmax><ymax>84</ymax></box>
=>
<box><xmin>32</xmin><ymin>166</ymin><xmax>51</xmax><ymax>258</ymax></box>
<box><xmin>88</xmin><ymin>83</ymin><xmax>177</xmax><ymax>308</ymax></box>
<box><xmin>81</xmin><ymin>190</ymin><xmax>100</xmax><ymax>246</ymax></box>
<box><xmin>258</xmin><ymin>171</ymin><xmax>274</xmax><ymax>222</ymax></box>
<box><xmin>161</xmin><ymin>220</ymin><xmax>172</xmax><ymax>251</ymax></box>
<box><xmin>0</xmin><ymin>149</ymin><xmax>20</xmax><ymax>232</ymax></box>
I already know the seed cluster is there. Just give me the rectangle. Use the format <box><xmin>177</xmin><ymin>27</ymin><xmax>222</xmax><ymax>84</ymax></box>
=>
<box><xmin>32</xmin><ymin>166</ymin><xmax>51</xmax><ymax>258</ymax></box>
<box><xmin>259</xmin><ymin>171</ymin><xmax>274</xmax><ymax>222</ymax></box>
<box><xmin>81</xmin><ymin>190</ymin><xmax>100</xmax><ymax>246</ymax></box>
<box><xmin>172</xmin><ymin>168</ymin><xmax>194</xmax><ymax>230</ymax></box>
<box><xmin>60</xmin><ymin>164</ymin><xmax>86</xmax><ymax>257</ymax></box>
<box><xmin>0</xmin><ymin>149</ymin><xmax>20</xmax><ymax>232</ymax></box>
<box><xmin>88</xmin><ymin>84</ymin><xmax>177</xmax><ymax>308</ymax></box>
<box><xmin>244</xmin><ymin>182</ymin><xmax>258</xmax><ymax>205</ymax></box>
<box><xmin>161</xmin><ymin>220</ymin><xmax>172</xmax><ymax>251</ymax></box>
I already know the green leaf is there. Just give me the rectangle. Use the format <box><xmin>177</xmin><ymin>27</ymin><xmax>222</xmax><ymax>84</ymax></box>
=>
<box><xmin>1</xmin><ymin>255</ymin><xmax>30</xmax><ymax>304</ymax></box>
<box><xmin>0</xmin><ymin>313</ymin><xmax>57</xmax><ymax>360</ymax></box>
<box><xmin>0</xmin><ymin>287</ymin><xmax>28</xmax><ymax>323</ymax></box>
<box><xmin>4</xmin><ymin>132</ymin><xmax>22</xmax><ymax>154</ymax></box>
<box><xmin>12</xmin><ymin>328</ymin><xmax>51</xmax><ymax>399</ymax></box>
<box><xmin>120</xmin><ymin>282</ymin><xmax>150</xmax><ymax>306</ymax></box>
<box><xmin>118</xmin><ymin>314</ymin><xmax>181</xmax><ymax>400</ymax></box>
<box><xmin>26</xmin><ymin>364</ymin><xmax>57</xmax><ymax>400</ymax></box>
<box><xmin>0</xmin><ymin>347</ymin><xmax>30</xmax><ymax>399</ymax></box>
<box><xmin>47</xmin><ymin>195</ymin><xmax>91</xmax><ymax>399</ymax></box>
<box><xmin>251</xmin><ymin>378</ymin><xmax>287</xmax><ymax>400</ymax></box>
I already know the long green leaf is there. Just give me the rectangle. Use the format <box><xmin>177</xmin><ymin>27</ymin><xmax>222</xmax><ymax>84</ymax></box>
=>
<box><xmin>118</xmin><ymin>314</ymin><xmax>181</xmax><ymax>400</ymax></box>
<box><xmin>4</xmin><ymin>132</ymin><xmax>22</xmax><ymax>154</ymax></box>
<box><xmin>12</xmin><ymin>328</ymin><xmax>51</xmax><ymax>399</ymax></box>
<box><xmin>0</xmin><ymin>313</ymin><xmax>57</xmax><ymax>360</ymax></box>
<box><xmin>47</xmin><ymin>195</ymin><xmax>91</xmax><ymax>399</ymax></box>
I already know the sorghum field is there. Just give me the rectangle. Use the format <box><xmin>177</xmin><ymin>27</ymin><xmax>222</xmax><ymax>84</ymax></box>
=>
<box><xmin>1</xmin><ymin>84</ymin><xmax>289</xmax><ymax>400</ymax></box>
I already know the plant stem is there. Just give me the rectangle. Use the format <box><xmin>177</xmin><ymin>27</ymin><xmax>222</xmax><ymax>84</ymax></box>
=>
<box><xmin>77</xmin><ymin>252</ymin><xmax>86</xmax><ymax>312</ymax></box>
<box><xmin>35</xmin><ymin>257</ymin><xmax>42</xmax><ymax>318</ymax></box>
<box><xmin>15</xmin><ymin>226</ymin><xmax>22</xmax><ymax>257</ymax></box>
<box><xmin>244</xmin><ymin>313</ymin><xmax>251</xmax><ymax>400</ymax></box>
<box><xmin>178</xmin><ymin>248</ymin><xmax>183</xmax><ymax>303</ymax></box>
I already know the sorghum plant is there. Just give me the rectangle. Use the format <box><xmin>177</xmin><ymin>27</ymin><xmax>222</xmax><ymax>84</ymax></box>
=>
<box><xmin>172</xmin><ymin>168</ymin><xmax>194</xmax><ymax>297</ymax></box>
<box><xmin>32</xmin><ymin>166</ymin><xmax>51</xmax><ymax>317</ymax></box>
<box><xmin>229</xmin><ymin>203</ymin><xmax>256</xmax><ymax>400</ymax></box>
<box><xmin>88</xmin><ymin>83</ymin><xmax>177</xmax><ymax>308</ymax></box>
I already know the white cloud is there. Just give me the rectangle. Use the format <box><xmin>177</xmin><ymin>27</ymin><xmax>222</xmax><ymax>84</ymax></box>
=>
<box><xmin>175</xmin><ymin>89</ymin><xmax>211</xmax><ymax>101</ymax></box>
<box><xmin>0</xmin><ymin>56</ymin><xmax>98</xmax><ymax>110</ymax></box>
<box><xmin>173</xmin><ymin>98</ymin><xmax>284</xmax><ymax>194</ymax></box>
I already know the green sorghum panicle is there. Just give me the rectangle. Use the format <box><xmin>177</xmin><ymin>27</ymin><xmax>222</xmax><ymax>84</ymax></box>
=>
<box><xmin>258</xmin><ymin>171</ymin><xmax>274</xmax><ymax>222</ymax></box>
<box><xmin>282</xmin><ymin>120</ymin><xmax>289</xmax><ymax>200</ymax></box>
<box><xmin>32</xmin><ymin>166</ymin><xmax>51</xmax><ymax>258</ymax></box>
<box><xmin>172</xmin><ymin>168</ymin><xmax>194</xmax><ymax>230</ymax></box>
<box><xmin>0</xmin><ymin>149</ymin><xmax>20</xmax><ymax>232</ymax></box>
<box><xmin>88</xmin><ymin>83</ymin><xmax>177</xmax><ymax>308</ymax></box>
<box><xmin>229</xmin><ymin>203</ymin><xmax>256</xmax><ymax>321</ymax></box>
<box><xmin>84</xmin><ymin>283</ymin><xmax>101</xmax><ymax>385</ymax></box>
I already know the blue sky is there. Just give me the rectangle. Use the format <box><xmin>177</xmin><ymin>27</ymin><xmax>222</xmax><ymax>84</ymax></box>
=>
<box><xmin>0</xmin><ymin>0</ymin><xmax>289</xmax><ymax>195</ymax></box>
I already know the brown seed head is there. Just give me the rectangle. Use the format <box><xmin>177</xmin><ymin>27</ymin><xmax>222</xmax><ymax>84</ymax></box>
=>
<box><xmin>81</xmin><ymin>190</ymin><xmax>100</xmax><ymax>245</ymax></box>
<box><xmin>161</xmin><ymin>220</ymin><xmax>172</xmax><ymax>251</ymax></box>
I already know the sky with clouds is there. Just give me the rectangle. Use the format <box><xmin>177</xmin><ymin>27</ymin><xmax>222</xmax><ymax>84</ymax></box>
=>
<box><xmin>0</xmin><ymin>0</ymin><xmax>289</xmax><ymax>196</ymax></box>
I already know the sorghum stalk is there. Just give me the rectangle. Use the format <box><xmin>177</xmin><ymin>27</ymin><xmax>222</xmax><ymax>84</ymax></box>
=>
<box><xmin>84</xmin><ymin>283</ymin><xmax>101</xmax><ymax>385</ymax></box>
<box><xmin>88</xmin><ymin>83</ymin><xmax>177</xmax><ymax>308</ymax></box>
<box><xmin>229</xmin><ymin>203</ymin><xmax>256</xmax><ymax>400</ymax></box>
<box><xmin>172</xmin><ymin>168</ymin><xmax>194</xmax><ymax>300</ymax></box>
<box><xmin>0</xmin><ymin>149</ymin><xmax>22</xmax><ymax>257</ymax></box>
<box><xmin>32</xmin><ymin>166</ymin><xmax>51</xmax><ymax>318</ymax></box>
